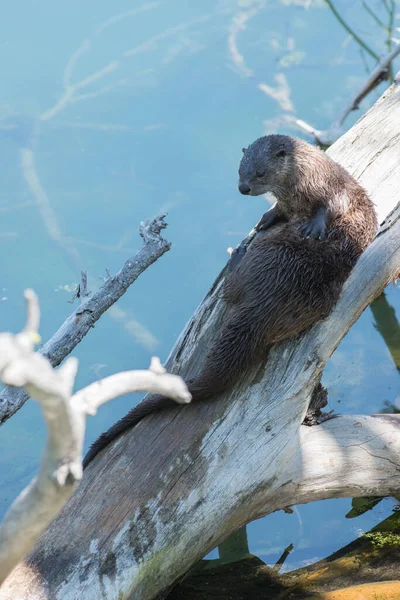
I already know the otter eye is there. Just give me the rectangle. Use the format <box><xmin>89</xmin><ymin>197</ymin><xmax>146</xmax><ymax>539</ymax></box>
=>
<box><xmin>255</xmin><ymin>171</ymin><xmax>264</xmax><ymax>178</ymax></box>
<box><xmin>275</xmin><ymin>150</ymin><xmax>286</xmax><ymax>158</ymax></box>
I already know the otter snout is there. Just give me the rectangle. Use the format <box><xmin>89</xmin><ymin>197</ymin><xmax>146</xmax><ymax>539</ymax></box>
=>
<box><xmin>239</xmin><ymin>182</ymin><xmax>251</xmax><ymax>195</ymax></box>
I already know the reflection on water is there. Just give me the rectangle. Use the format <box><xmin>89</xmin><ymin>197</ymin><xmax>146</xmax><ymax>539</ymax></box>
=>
<box><xmin>0</xmin><ymin>114</ymin><xmax>40</xmax><ymax>148</ymax></box>
<box><xmin>371</xmin><ymin>292</ymin><xmax>400</xmax><ymax>374</ymax></box>
<box><xmin>0</xmin><ymin>0</ymin><xmax>399</xmax><ymax>575</ymax></box>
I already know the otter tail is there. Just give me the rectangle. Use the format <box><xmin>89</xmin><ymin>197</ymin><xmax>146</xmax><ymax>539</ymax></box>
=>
<box><xmin>82</xmin><ymin>394</ymin><xmax>179</xmax><ymax>469</ymax></box>
<box><xmin>190</xmin><ymin>308</ymin><xmax>265</xmax><ymax>398</ymax></box>
<box><xmin>83</xmin><ymin>310</ymin><xmax>264</xmax><ymax>469</ymax></box>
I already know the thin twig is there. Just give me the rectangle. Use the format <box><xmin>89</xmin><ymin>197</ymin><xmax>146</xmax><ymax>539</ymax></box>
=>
<box><xmin>22</xmin><ymin>290</ymin><xmax>40</xmax><ymax>340</ymax></box>
<box><xmin>325</xmin><ymin>0</ymin><xmax>379</xmax><ymax>61</ymax></box>
<box><xmin>295</xmin><ymin>46</ymin><xmax>400</xmax><ymax>145</ymax></box>
<box><xmin>386</xmin><ymin>0</ymin><xmax>396</xmax><ymax>80</ymax></box>
<box><xmin>359</xmin><ymin>47</ymin><xmax>371</xmax><ymax>74</ymax></box>
<box><xmin>273</xmin><ymin>543</ymin><xmax>294</xmax><ymax>572</ymax></box>
<box><xmin>361</xmin><ymin>0</ymin><xmax>387</xmax><ymax>31</ymax></box>
<box><xmin>336</xmin><ymin>43</ymin><xmax>400</xmax><ymax>124</ymax></box>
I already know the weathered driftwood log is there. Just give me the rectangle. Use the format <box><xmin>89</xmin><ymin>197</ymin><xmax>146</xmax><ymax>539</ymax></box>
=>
<box><xmin>2</xmin><ymin>78</ymin><xmax>400</xmax><ymax>600</ymax></box>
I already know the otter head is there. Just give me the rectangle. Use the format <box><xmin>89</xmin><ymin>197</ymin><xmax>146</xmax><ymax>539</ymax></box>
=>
<box><xmin>238</xmin><ymin>135</ymin><xmax>296</xmax><ymax>198</ymax></box>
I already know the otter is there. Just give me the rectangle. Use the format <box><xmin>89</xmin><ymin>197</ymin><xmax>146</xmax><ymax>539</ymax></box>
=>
<box><xmin>83</xmin><ymin>134</ymin><xmax>377</xmax><ymax>469</ymax></box>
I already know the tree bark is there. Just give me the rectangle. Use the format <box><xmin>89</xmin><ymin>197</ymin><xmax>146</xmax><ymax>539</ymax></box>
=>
<box><xmin>1</xmin><ymin>78</ymin><xmax>400</xmax><ymax>600</ymax></box>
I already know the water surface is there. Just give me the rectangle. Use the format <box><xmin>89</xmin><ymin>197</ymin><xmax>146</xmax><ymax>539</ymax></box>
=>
<box><xmin>0</xmin><ymin>0</ymin><xmax>399</xmax><ymax>572</ymax></box>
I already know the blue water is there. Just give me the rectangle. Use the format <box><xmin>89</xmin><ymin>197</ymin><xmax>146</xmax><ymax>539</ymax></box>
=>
<box><xmin>0</xmin><ymin>0</ymin><xmax>399</xmax><ymax>573</ymax></box>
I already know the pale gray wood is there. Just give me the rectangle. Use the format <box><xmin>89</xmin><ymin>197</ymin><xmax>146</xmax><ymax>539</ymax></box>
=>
<box><xmin>1</xmin><ymin>78</ymin><xmax>400</xmax><ymax>600</ymax></box>
<box><xmin>0</xmin><ymin>216</ymin><xmax>171</xmax><ymax>425</ymax></box>
<box><xmin>0</xmin><ymin>330</ymin><xmax>189</xmax><ymax>588</ymax></box>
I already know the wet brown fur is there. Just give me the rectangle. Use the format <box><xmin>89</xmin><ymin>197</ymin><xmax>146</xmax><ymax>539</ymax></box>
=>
<box><xmin>83</xmin><ymin>135</ymin><xmax>377</xmax><ymax>468</ymax></box>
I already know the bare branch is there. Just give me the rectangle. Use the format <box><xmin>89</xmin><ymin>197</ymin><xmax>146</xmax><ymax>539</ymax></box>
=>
<box><xmin>94</xmin><ymin>4</ymin><xmax>161</xmax><ymax>37</ymax></box>
<box><xmin>386</xmin><ymin>0</ymin><xmax>396</xmax><ymax>55</ymax></box>
<box><xmin>39</xmin><ymin>6</ymin><xmax>218</xmax><ymax>122</ymax></box>
<box><xmin>273</xmin><ymin>544</ymin><xmax>294</xmax><ymax>572</ymax></box>
<box><xmin>296</xmin><ymin>0</ymin><xmax>400</xmax><ymax>145</ymax></box>
<box><xmin>361</xmin><ymin>0</ymin><xmax>387</xmax><ymax>31</ymax></box>
<box><xmin>63</xmin><ymin>39</ymin><xmax>90</xmax><ymax>88</ymax></box>
<box><xmin>74</xmin><ymin>358</ymin><xmax>191</xmax><ymax>415</ymax></box>
<box><xmin>227</xmin><ymin>7</ymin><xmax>259</xmax><ymax>78</ymax></box>
<box><xmin>325</xmin><ymin>0</ymin><xmax>379</xmax><ymax>61</ymax></box>
<box><xmin>258</xmin><ymin>75</ymin><xmax>294</xmax><ymax>113</ymax></box>
<box><xmin>281</xmin><ymin>415</ymin><xmax>400</xmax><ymax>508</ymax></box>
<box><xmin>296</xmin><ymin>59</ymin><xmax>400</xmax><ymax>145</ymax></box>
<box><xmin>294</xmin><ymin>118</ymin><xmax>344</xmax><ymax>147</ymax></box>
<box><xmin>0</xmin><ymin>215</ymin><xmax>171</xmax><ymax>425</ymax></box>
<box><xmin>0</xmin><ymin>294</ymin><xmax>190</xmax><ymax>586</ymax></box>
<box><xmin>336</xmin><ymin>44</ymin><xmax>400</xmax><ymax>125</ymax></box>
<box><xmin>21</xmin><ymin>290</ymin><xmax>40</xmax><ymax>342</ymax></box>
<box><xmin>40</xmin><ymin>4</ymin><xmax>160</xmax><ymax>122</ymax></box>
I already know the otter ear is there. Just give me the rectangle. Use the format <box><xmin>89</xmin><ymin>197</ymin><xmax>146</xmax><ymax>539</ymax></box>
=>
<box><xmin>275</xmin><ymin>150</ymin><xmax>286</xmax><ymax>158</ymax></box>
<box><xmin>242</xmin><ymin>147</ymin><xmax>247</xmax><ymax>154</ymax></box>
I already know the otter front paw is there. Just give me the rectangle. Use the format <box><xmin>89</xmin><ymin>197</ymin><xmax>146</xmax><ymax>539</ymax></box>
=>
<box><xmin>256</xmin><ymin>209</ymin><xmax>278</xmax><ymax>232</ymax></box>
<box><xmin>299</xmin><ymin>219</ymin><xmax>326</xmax><ymax>240</ymax></box>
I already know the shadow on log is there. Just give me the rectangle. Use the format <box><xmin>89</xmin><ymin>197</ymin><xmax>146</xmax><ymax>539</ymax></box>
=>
<box><xmin>1</xmin><ymin>78</ymin><xmax>400</xmax><ymax>600</ymax></box>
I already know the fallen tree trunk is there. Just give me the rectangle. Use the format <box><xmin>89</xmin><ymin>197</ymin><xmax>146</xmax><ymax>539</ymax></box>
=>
<box><xmin>2</xmin><ymin>77</ymin><xmax>400</xmax><ymax>600</ymax></box>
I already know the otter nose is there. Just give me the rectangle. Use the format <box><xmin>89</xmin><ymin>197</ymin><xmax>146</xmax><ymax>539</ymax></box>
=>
<box><xmin>239</xmin><ymin>182</ymin><xmax>251</xmax><ymax>195</ymax></box>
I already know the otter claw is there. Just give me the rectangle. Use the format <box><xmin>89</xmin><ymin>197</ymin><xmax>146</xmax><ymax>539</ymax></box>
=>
<box><xmin>299</xmin><ymin>222</ymin><xmax>326</xmax><ymax>241</ymax></box>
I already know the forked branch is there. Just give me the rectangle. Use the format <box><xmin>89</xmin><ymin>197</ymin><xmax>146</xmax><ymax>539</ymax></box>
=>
<box><xmin>0</xmin><ymin>291</ymin><xmax>190</xmax><ymax>585</ymax></box>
